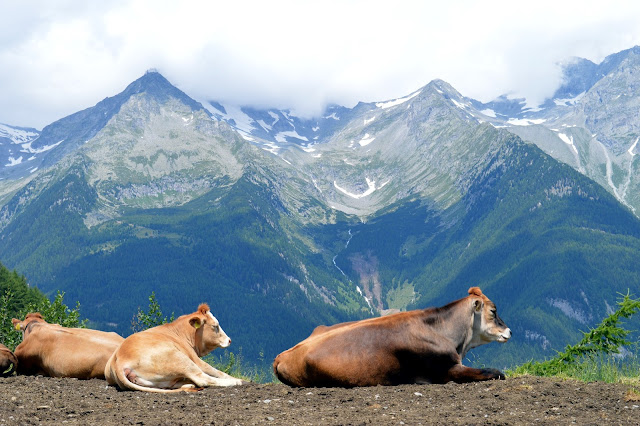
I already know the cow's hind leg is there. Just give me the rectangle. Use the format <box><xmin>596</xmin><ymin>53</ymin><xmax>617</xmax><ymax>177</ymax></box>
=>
<box><xmin>445</xmin><ymin>364</ymin><xmax>505</xmax><ymax>383</ymax></box>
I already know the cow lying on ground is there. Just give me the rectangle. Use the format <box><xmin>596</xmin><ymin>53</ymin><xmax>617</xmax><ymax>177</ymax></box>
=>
<box><xmin>12</xmin><ymin>312</ymin><xmax>124</xmax><ymax>379</ymax></box>
<box><xmin>105</xmin><ymin>303</ymin><xmax>244</xmax><ymax>393</ymax></box>
<box><xmin>0</xmin><ymin>343</ymin><xmax>17</xmax><ymax>377</ymax></box>
<box><xmin>274</xmin><ymin>287</ymin><xmax>511</xmax><ymax>387</ymax></box>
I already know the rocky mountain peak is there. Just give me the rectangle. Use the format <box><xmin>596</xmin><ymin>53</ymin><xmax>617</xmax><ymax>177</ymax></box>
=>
<box><xmin>120</xmin><ymin>71</ymin><xmax>206</xmax><ymax>113</ymax></box>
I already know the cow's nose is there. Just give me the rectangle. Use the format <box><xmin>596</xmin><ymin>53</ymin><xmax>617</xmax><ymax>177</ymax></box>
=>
<box><xmin>228</xmin><ymin>338</ymin><xmax>232</xmax><ymax>344</ymax></box>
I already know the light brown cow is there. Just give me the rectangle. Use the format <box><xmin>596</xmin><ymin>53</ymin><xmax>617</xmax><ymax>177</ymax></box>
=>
<box><xmin>273</xmin><ymin>287</ymin><xmax>511</xmax><ymax>387</ymax></box>
<box><xmin>0</xmin><ymin>343</ymin><xmax>17</xmax><ymax>377</ymax></box>
<box><xmin>105</xmin><ymin>303</ymin><xmax>244</xmax><ymax>393</ymax></box>
<box><xmin>11</xmin><ymin>312</ymin><xmax>124</xmax><ymax>379</ymax></box>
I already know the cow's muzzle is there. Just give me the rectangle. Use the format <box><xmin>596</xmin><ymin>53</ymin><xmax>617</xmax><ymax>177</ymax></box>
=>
<box><xmin>498</xmin><ymin>328</ymin><xmax>512</xmax><ymax>342</ymax></box>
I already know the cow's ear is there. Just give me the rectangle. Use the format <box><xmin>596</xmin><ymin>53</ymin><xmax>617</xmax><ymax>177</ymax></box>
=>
<box><xmin>11</xmin><ymin>318</ymin><xmax>21</xmax><ymax>330</ymax></box>
<box><xmin>189</xmin><ymin>317</ymin><xmax>202</xmax><ymax>329</ymax></box>
<box><xmin>474</xmin><ymin>299</ymin><xmax>483</xmax><ymax>312</ymax></box>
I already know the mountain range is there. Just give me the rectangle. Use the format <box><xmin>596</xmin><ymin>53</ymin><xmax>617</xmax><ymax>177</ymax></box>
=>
<box><xmin>1</xmin><ymin>47</ymin><xmax>640</xmax><ymax>366</ymax></box>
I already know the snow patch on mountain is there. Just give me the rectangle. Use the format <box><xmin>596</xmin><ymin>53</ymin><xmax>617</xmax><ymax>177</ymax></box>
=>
<box><xmin>275</xmin><ymin>130</ymin><xmax>308</xmax><ymax>143</ymax></box>
<box><xmin>222</xmin><ymin>104</ymin><xmax>255</xmax><ymax>133</ymax></box>
<box><xmin>261</xmin><ymin>142</ymin><xmax>280</xmax><ymax>155</ymax></box>
<box><xmin>358</xmin><ymin>134</ymin><xmax>375</xmax><ymax>147</ymax></box>
<box><xmin>257</xmin><ymin>119</ymin><xmax>272</xmax><ymax>131</ymax></box>
<box><xmin>507</xmin><ymin>118</ymin><xmax>547</xmax><ymax>126</ymax></box>
<box><xmin>0</xmin><ymin>123</ymin><xmax>39</xmax><ymax>144</ymax></box>
<box><xmin>376</xmin><ymin>90</ymin><xmax>421</xmax><ymax>109</ymax></box>
<box><xmin>202</xmin><ymin>101</ymin><xmax>256</xmax><ymax>134</ymax></box>
<box><xmin>451</xmin><ymin>99</ymin><xmax>468</xmax><ymax>110</ymax></box>
<box><xmin>5</xmin><ymin>156</ymin><xmax>23</xmax><ymax>167</ymax></box>
<box><xmin>480</xmin><ymin>109</ymin><xmax>497</xmax><ymax>118</ymax></box>
<box><xmin>333</xmin><ymin>177</ymin><xmax>388</xmax><ymax>199</ymax></box>
<box><xmin>628</xmin><ymin>137</ymin><xmax>639</xmax><ymax>156</ymax></box>
<box><xmin>21</xmin><ymin>139</ymin><xmax>64</xmax><ymax>155</ymax></box>
<box><xmin>554</xmin><ymin>92</ymin><xmax>586</xmax><ymax>106</ymax></box>
<box><xmin>557</xmin><ymin>133</ymin><xmax>578</xmax><ymax>154</ymax></box>
<box><xmin>364</xmin><ymin>116</ymin><xmax>376</xmax><ymax>125</ymax></box>
<box><xmin>239</xmin><ymin>132</ymin><xmax>254</xmax><ymax>141</ymax></box>
<box><xmin>268</xmin><ymin>111</ymin><xmax>280</xmax><ymax>126</ymax></box>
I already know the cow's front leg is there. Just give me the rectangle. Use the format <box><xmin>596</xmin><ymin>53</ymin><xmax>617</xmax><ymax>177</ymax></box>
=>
<box><xmin>194</xmin><ymin>358</ymin><xmax>246</xmax><ymax>385</ymax></box>
<box><xmin>445</xmin><ymin>363</ymin><xmax>505</xmax><ymax>383</ymax></box>
<box><xmin>180</xmin><ymin>362</ymin><xmax>243</xmax><ymax>387</ymax></box>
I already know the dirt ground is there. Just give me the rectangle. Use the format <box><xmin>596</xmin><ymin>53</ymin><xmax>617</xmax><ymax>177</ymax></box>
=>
<box><xmin>0</xmin><ymin>375</ymin><xmax>638</xmax><ymax>425</ymax></box>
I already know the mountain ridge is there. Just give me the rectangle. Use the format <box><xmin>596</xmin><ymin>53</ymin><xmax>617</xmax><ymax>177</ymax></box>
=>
<box><xmin>1</xmin><ymin>49</ymin><xmax>640</xmax><ymax>366</ymax></box>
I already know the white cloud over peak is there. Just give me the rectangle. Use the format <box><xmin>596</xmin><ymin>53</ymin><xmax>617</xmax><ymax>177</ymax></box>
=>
<box><xmin>2</xmin><ymin>0</ymin><xmax>640</xmax><ymax>129</ymax></box>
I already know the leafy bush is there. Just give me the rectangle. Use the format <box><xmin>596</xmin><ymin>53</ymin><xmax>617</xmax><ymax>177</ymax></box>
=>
<box><xmin>0</xmin><ymin>289</ymin><xmax>86</xmax><ymax>351</ymax></box>
<box><xmin>511</xmin><ymin>292</ymin><xmax>640</xmax><ymax>380</ymax></box>
<box><xmin>131</xmin><ymin>292</ymin><xmax>174</xmax><ymax>333</ymax></box>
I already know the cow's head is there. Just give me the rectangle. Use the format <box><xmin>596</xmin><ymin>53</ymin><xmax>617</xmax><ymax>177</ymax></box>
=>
<box><xmin>467</xmin><ymin>287</ymin><xmax>511</xmax><ymax>349</ymax></box>
<box><xmin>189</xmin><ymin>304</ymin><xmax>232</xmax><ymax>356</ymax></box>
<box><xmin>12</xmin><ymin>312</ymin><xmax>46</xmax><ymax>339</ymax></box>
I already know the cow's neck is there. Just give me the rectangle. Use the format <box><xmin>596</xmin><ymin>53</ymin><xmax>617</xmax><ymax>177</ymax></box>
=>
<box><xmin>22</xmin><ymin>320</ymin><xmax>43</xmax><ymax>339</ymax></box>
<box><xmin>422</xmin><ymin>299</ymin><xmax>475</xmax><ymax>358</ymax></box>
<box><xmin>165</xmin><ymin>322</ymin><xmax>200</xmax><ymax>354</ymax></box>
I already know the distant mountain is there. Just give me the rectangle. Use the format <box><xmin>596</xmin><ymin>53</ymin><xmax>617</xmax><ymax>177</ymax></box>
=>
<box><xmin>1</xmin><ymin>50</ymin><xmax>640</xmax><ymax>367</ymax></box>
<box><xmin>413</xmin><ymin>47</ymin><xmax>640</xmax><ymax>217</ymax></box>
<box><xmin>0</xmin><ymin>123</ymin><xmax>40</xmax><ymax>181</ymax></box>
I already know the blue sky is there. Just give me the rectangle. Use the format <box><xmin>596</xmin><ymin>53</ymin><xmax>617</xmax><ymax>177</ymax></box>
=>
<box><xmin>2</xmin><ymin>0</ymin><xmax>640</xmax><ymax>129</ymax></box>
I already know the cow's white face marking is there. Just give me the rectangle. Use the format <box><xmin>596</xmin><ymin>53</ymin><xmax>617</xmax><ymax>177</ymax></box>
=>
<box><xmin>205</xmin><ymin>311</ymin><xmax>231</xmax><ymax>348</ymax></box>
<box><xmin>479</xmin><ymin>303</ymin><xmax>511</xmax><ymax>343</ymax></box>
<box><xmin>470</xmin><ymin>298</ymin><xmax>511</xmax><ymax>350</ymax></box>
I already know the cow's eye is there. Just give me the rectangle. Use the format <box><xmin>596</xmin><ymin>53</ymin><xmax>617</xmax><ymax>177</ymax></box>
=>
<box><xmin>212</xmin><ymin>325</ymin><xmax>219</xmax><ymax>332</ymax></box>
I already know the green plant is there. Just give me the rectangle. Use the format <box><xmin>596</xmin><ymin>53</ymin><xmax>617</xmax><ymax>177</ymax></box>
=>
<box><xmin>0</xmin><ymin>289</ymin><xmax>86</xmax><ymax>351</ymax></box>
<box><xmin>131</xmin><ymin>291</ymin><xmax>175</xmax><ymax>332</ymax></box>
<box><xmin>205</xmin><ymin>348</ymin><xmax>277</xmax><ymax>384</ymax></box>
<box><xmin>512</xmin><ymin>292</ymin><xmax>640</xmax><ymax>378</ymax></box>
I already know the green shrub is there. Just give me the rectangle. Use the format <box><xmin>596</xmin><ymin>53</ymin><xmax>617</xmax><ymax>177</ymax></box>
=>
<box><xmin>511</xmin><ymin>292</ymin><xmax>640</xmax><ymax>381</ymax></box>
<box><xmin>0</xmin><ymin>289</ymin><xmax>86</xmax><ymax>351</ymax></box>
<box><xmin>131</xmin><ymin>292</ymin><xmax>175</xmax><ymax>333</ymax></box>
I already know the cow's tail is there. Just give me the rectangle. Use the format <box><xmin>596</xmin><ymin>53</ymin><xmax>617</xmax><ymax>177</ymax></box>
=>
<box><xmin>109</xmin><ymin>357</ymin><xmax>197</xmax><ymax>394</ymax></box>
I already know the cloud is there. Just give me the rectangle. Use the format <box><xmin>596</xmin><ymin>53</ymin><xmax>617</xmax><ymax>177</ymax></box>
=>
<box><xmin>2</xmin><ymin>0</ymin><xmax>640</xmax><ymax>128</ymax></box>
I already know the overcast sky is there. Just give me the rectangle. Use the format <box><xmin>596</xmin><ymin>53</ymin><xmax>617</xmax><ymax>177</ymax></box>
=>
<box><xmin>2</xmin><ymin>0</ymin><xmax>640</xmax><ymax>129</ymax></box>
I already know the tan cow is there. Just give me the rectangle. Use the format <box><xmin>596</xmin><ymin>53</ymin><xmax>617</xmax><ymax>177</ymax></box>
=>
<box><xmin>274</xmin><ymin>287</ymin><xmax>511</xmax><ymax>387</ymax></box>
<box><xmin>0</xmin><ymin>343</ymin><xmax>17</xmax><ymax>377</ymax></box>
<box><xmin>105</xmin><ymin>303</ymin><xmax>244</xmax><ymax>393</ymax></box>
<box><xmin>12</xmin><ymin>312</ymin><xmax>124</xmax><ymax>379</ymax></box>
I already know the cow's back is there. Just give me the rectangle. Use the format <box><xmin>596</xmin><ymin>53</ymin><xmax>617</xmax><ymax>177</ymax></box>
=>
<box><xmin>15</xmin><ymin>324</ymin><xmax>124</xmax><ymax>379</ymax></box>
<box><xmin>275</xmin><ymin>313</ymin><xmax>430</xmax><ymax>387</ymax></box>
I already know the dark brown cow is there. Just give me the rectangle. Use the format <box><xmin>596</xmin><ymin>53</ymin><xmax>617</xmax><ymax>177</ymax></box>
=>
<box><xmin>12</xmin><ymin>312</ymin><xmax>124</xmax><ymax>379</ymax></box>
<box><xmin>105</xmin><ymin>303</ymin><xmax>244</xmax><ymax>393</ymax></box>
<box><xmin>0</xmin><ymin>343</ymin><xmax>17</xmax><ymax>377</ymax></box>
<box><xmin>273</xmin><ymin>287</ymin><xmax>511</xmax><ymax>387</ymax></box>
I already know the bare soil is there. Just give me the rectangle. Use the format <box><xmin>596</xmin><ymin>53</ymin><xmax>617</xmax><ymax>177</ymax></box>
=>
<box><xmin>0</xmin><ymin>375</ymin><xmax>638</xmax><ymax>425</ymax></box>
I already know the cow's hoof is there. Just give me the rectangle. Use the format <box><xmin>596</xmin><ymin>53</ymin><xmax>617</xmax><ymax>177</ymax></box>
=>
<box><xmin>481</xmin><ymin>368</ymin><xmax>505</xmax><ymax>380</ymax></box>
